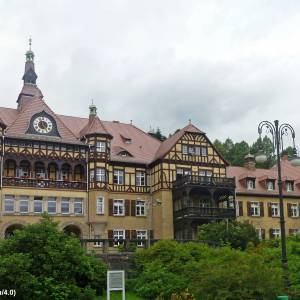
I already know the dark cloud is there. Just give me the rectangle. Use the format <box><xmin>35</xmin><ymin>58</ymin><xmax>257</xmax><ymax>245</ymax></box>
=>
<box><xmin>1</xmin><ymin>0</ymin><xmax>300</xmax><ymax>147</ymax></box>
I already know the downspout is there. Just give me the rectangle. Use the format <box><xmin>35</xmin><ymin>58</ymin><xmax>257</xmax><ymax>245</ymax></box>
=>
<box><xmin>0</xmin><ymin>134</ymin><xmax>5</xmax><ymax>218</ymax></box>
<box><xmin>84</xmin><ymin>136</ymin><xmax>91</xmax><ymax>239</ymax></box>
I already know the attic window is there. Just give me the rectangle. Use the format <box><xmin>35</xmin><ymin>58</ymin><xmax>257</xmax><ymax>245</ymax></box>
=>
<box><xmin>118</xmin><ymin>151</ymin><xmax>132</xmax><ymax>157</ymax></box>
<box><xmin>120</xmin><ymin>134</ymin><xmax>132</xmax><ymax>144</ymax></box>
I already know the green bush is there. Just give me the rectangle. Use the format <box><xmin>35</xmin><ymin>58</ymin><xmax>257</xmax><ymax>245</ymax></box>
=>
<box><xmin>0</xmin><ymin>215</ymin><xmax>107</xmax><ymax>300</ymax></box>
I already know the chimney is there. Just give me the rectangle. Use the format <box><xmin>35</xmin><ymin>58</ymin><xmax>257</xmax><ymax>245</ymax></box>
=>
<box><xmin>244</xmin><ymin>154</ymin><xmax>256</xmax><ymax>171</ymax></box>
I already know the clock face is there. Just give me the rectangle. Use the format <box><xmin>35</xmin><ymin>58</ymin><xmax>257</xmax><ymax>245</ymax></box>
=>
<box><xmin>33</xmin><ymin>116</ymin><xmax>53</xmax><ymax>134</ymax></box>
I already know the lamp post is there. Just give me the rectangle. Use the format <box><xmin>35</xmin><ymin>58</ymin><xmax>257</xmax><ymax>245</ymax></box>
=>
<box><xmin>256</xmin><ymin>120</ymin><xmax>300</xmax><ymax>289</ymax></box>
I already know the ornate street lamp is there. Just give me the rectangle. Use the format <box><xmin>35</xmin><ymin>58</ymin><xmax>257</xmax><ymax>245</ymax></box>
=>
<box><xmin>256</xmin><ymin>120</ymin><xmax>300</xmax><ymax>289</ymax></box>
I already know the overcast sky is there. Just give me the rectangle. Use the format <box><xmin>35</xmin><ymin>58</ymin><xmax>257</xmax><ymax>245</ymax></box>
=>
<box><xmin>1</xmin><ymin>0</ymin><xmax>300</xmax><ymax>147</ymax></box>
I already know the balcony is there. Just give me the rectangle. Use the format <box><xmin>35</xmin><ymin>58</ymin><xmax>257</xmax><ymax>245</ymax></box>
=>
<box><xmin>174</xmin><ymin>207</ymin><xmax>236</xmax><ymax>221</ymax></box>
<box><xmin>173</xmin><ymin>175</ymin><xmax>235</xmax><ymax>189</ymax></box>
<box><xmin>3</xmin><ymin>177</ymin><xmax>87</xmax><ymax>190</ymax></box>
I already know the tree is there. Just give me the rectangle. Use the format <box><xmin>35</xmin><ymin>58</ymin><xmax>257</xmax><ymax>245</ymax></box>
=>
<box><xmin>250</xmin><ymin>135</ymin><xmax>275</xmax><ymax>168</ymax></box>
<box><xmin>197</xmin><ymin>220</ymin><xmax>260</xmax><ymax>250</ymax></box>
<box><xmin>148</xmin><ymin>127</ymin><xmax>167</xmax><ymax>141</ymax></box>
<box><xmin>0</xmin><ymin>215</ymin><xmax>106</xmax><ymax>300</ymax></box>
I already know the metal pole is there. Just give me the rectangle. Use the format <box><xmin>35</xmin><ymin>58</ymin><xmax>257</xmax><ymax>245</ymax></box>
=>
<box><xmin>274</xmin><ymin>120</ymin><xmax>289</xmax><ymax>289</ymax></box>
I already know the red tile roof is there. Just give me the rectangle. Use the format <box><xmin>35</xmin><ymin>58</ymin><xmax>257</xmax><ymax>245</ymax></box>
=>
<box><xmin>79</xmin><ymin>116</ymin><xmax>111</xmax><ymax>138</ymax></box>
<box><xmin>227</xmin><ymin>158</ymin><xmax>300</xmax><ymax>196</ymax></box>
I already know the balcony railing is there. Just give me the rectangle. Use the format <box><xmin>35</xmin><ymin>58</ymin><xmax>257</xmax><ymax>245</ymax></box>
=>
<box><xmin>173</xmin><ymin>175</ymin><xmax>236</xmax><ymax>189</ymax></box>
<box><xmin>3</xmin><ymin>177</ymin><xmax>87</xmax><ymax>190</ymax></box>
<box><xmin>174</xmin><ymin>206</ymin><xmax>236</xmax><ymax>220</ymax></box>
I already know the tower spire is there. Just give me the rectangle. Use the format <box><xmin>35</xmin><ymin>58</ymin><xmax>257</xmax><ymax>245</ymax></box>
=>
<box><xmin>23</xmin><ymin>36</ymin><xmax>37</xmax><ymax>84</ymax></box>
<box><xmin>89</xmin><ymin>100</ymin><xmax>97</xmax><ymax>118</ymax></box>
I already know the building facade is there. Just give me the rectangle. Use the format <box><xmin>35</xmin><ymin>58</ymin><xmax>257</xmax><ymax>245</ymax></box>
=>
<box><xmin>0</xmin><ymin>44</ymin><xmax>236</xmax><ymax>246</ymax></box>
<box><xmin>228</xmin><ymin>154</ymin><xmax>300</xmax><ymax>239</ymax></box>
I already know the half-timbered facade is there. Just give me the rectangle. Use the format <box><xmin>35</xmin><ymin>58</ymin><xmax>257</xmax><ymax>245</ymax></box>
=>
<box><xmin>0</xmin><ymin>43</ymin><xmax>236</xmax><ymax>245</ymax></box>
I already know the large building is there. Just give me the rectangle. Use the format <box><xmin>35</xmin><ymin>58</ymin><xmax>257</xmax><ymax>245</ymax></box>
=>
<box><xmin>0</xmin><ymin>43</ymin><xmax>236</xmax><ymax>246</ymax></box>
<box><xmin>228</xmin><ymin>154</ymin><xmax>300</xmax><ymax>239</ymax></box>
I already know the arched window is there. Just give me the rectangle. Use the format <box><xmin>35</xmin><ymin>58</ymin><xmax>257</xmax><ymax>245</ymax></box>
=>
<box><xmin>4</xmin><ymin>160</ymin><xmax>16</xmax><ymax>177</ymax></box>
<box><xmin>61</xmin><ymin>163</ymin><xmax>71</xmax><ymax>181</ymax></box>
<box><xmin>19</xmin><ymin>160</ymin><xmax>30</xmax><ymax>178</ymax></box>
<box><xmin>74</xmin><ymin>164</ymin><xmax>85</xmax><ymax>181</ymax></box>
<box><xmin>35</xmin><ymin>162</ymin><xmax>46</xmax><ymax>179</ymax></box>
<box><xmin>48</xmin><ymin>163</ymin><xmax>58</xmax><ymax>180</ymax></box>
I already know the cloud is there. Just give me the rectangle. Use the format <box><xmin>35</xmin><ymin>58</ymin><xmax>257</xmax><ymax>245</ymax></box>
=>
<box><xmin>1</xmin><ymin>0</ymin><xmax>300</xmax><ymax>147</ymax></box>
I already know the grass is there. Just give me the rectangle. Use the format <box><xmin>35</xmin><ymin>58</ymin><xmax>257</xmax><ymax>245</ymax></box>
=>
<box><xmin>98</xmin><ymin>291</ymin><xmax>144</xmax><ymax>300</ymax></box>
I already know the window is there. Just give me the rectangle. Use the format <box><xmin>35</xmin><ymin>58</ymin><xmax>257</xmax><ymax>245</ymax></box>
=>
<box><xmin>246</xmin><ymin>179</ymin><xmax>255</xmax><ymax>190</ymax></box>
<box><xmin>199</xmin><ymin>170</ymin><xmax>206</xmax><ymax>177</ymax></box>
<box><xmin>34</xmin><ymin>197</ymin><xmax>43</xmax><ymax>213</ymax></box>
<box><xmin>113</xmin><ymin>170</ymin><xmax>124</xmax><ymax>185</ymax></box>
<box><xmin>94</xmin><ymin>234</ymin><xmax>103</xmax><ymax>247</ymax></box>
<box><xmin>201</xmin><ymin>147</ymin><xmax>208</xmax><ymax>156</ymax></box>
<box><xmin>291</xmin><ymin>204</ymin><xmax>299</xmax><ymax>217</ymax></box>
<box><xmin>267</xmin><ymin>180</ymin><xmax>275</xmax><ymax>191</ymax></box>
<box><xmin>136</xmin><ymin>230</ymin><xmax>147</xmax><ymax>247</ymax></box>
<box><xmin>272</xmin><ymin>228</ymin><xmax>281</xmax><ymax>238</ymax></box>
<box><xmin>256</xmin><ymin>228</ymin><xmax>264</xmax><ymax>240</ymax></box>
<box><xmin>19</xmin><ymin>196</ymin><xmax>29</xmax><ymax>213</ymax></box>
<box><xmin>96</xmin><ymin>141</ymin><xmax>106</xmax><ymax>152</ymax></box>
<box><xmin>136</xmin><ymin>171</ymin><xmax>145</xmax><ymax>186</ymax></box>
<box><xmin>96</xmin><ymin>197</ymin><xmax>104</xmax><ymax>214</ymax></box>
<box><xmin>95</xmin><ymin>168</ymin><xmax>106</xmax><ymax>182</ymax></box>
<box><xmin>113</xmin><ymin>229</ymin><xmax>125</xmax><ymax>246</ymax></box>
<box><xmin>4</xmin><ymin>195</ymin><xmax>15</xmax><ymax>212</ymax></box>
<box><xmin>195</xmin><ymin>146</ymin><xmax>201</xmax><ymax>155</ymax></box>
<box><xmin>136</xmin><ymin>200</ymin><xmax>146</xmax><ymax>216</ymax></box>
<box><xmin>113</xmin><ymin>200</ymin><xmax>124</xmax><ymax>216</ymax></box>
<box><xmin>251</xmin><ymin>202</ymin><xmax>260</xmax><ymax>216</ymax></box>
<box><xmin>290</xmin><ymin>229</ymin><xmax>300</xmax><ymax>236</ymax></box>
<box><xmin>47</xmin><ymin>197</ymin><xmax>56</xmax><ymax>214</ymax></box>
<box><xmin>206</xmin><ymin>171</ymin><xmax>213</xmax><ymax>177</ymax></box>
<box><xmin>89</xmin><ymin>170</ymin><xmax>94</xmax><ymax>182</ymax></box>
<box><xmin>182</xmin><ymin>145</ymin><xmax>188</xmax><ymax>155</ymax></box>
<box><xmin>188</xmin><ymin>146</ymin><xmax>195</xmax><ymax>155</ymax></box>
<box><xmin>61</xmin><ymin>198</ymin><xmax>70</xmax><ymax>214</ymax></box>
<box><xmin>271</xmin><ymin>203</ymin><xmax>280</xmax><ymax>217</ymax></box>
<box><xmin>286</xmin><ymin>181</ymin><xmax>294</xmax><ymax>192</ymax></box>
<box><xmin>74</xmin><ymin>198</ymin><xmax>83</xmax><ymax>215</ymax></box>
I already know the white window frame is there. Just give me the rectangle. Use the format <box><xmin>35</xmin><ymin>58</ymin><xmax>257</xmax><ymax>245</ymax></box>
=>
<box><xmin>96</xmin><ymin>197</ymin><xmax>104</xmax><ymax>214</ymax></box>
<box><xmin>113</xmin><ymin>229</ymin><xmax>125</xmax><ymax>246</ymax></box>
<box><xmin>136</xmin><ymin>171</ymin><xmax>146</xmax><ymax>186</ymax></box>
<box><xmin>251</xmin><ymin>201</ymin><xmax>260</xmax><ymax>216</ymax></box>
<box><xmin>94</xmin><ymin>234</ymin><xmax>103</xmax><ymax>247</ymax></box>
<box><xmin>136</xmin><ymin>230</ymin><xmax>147</xmax><ymax>247</ymax></box>
<box><xmin>246</xmin><ymin>179</ymin><xmax>255</xmax><ymax>190</ymax></box>
<box><xmin>291</xmin><ymin>204</ymin><xmax>299</xmax><ymax>217</ymax></box>
<box><xmin>95</xmin><ymin>168</ymin><xmax>106</xmax><ymax>182</ymax></box>
<box><xmin>89</xmin><ymin>170</ymin><xmax>94</xmax><ymax>182</ymax></box>
<box><xmin>74</xmin><ymin>198</ymin><xmax>83</xmax><ymax>215</ymax></box>
<box><xmin>195</xmin><ymin>146</ymin><xmax>201</xmax><ymax>156</ymax></box>
<box><xmin>286</xmin><ymin>181</ymin><xmax>294</xmax><ymax>192</ymax></box>
<box><xmin>273</xmin><ymin>228</ymin><xmax>281</xmax><ymax>238</ymax></box>
<box><xmin>267</xmin><ymin>180</ymin><xmax>275</xmax><ymax>191</ymax></box>
<box><xmin>19</xmin><ymin>196</ymin><xmax>29</xmax><ymax>214</ymax></box>
<box><xmin>96</xmin><ymin>141</ymin><xmax>106</xmax><ymax>153</ymax></box>
<box><xmin>113</xmin><ymin>170</ymin><xmax>124</xmax><ymax>185</ymax></box>
<box><xmin>113</xmin><ymin>199</ymin><xmax>124</xmax><ymax>216</ymax></box>
<box><xmin>182</xmin><ymin>145</ymin><xmax>188</xmax><ymax>155</ymax></box>
<box><xmin>34</xmin><ymin>197</ymin><xmax>43</xmax><ymax>213</ymax></box>
<box><xmin>4</xmin><ymin>195</ymin><xmax>15</xmax><ymax>213</ymax></box>
<box><xmin>201</xmin><ymin>147</ymin><xmax>208</xmax><ymax>156</ymax></box>
<box><xmin>61</xmin><ymin>198</ymin><xmax>70</xmax><ymax>214</ymax></box>
<box><xmin>271</xmin><ymin>203</ymin><xmax>280</xmax><ymax>217</ymax></box>
<box><xmin>136</xmin><ymin>200</ymin><xmax>146</xmax><ymax>216</ymax></box>
<box><xmin>47</xmin><ymin>197</ymin><xmax>56</xmax><ymax>214</ymax></box>
<box><xmin>290</xmin><ymin>229</ymin><xmax>300</xmax><ymax>236</ymax></box>
<box><xmin>256</xmin><ymin>228</ymin><xmax>263</xmax><ymax>240</ymax></box>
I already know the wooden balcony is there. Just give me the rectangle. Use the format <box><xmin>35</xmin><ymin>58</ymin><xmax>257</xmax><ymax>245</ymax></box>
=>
<box><xmin>173</xmin><ymin>175</ymin><xmax>236</xmax><ymax>189</ymax></box>
<box><xmin>174</xmin><ymin>207</ymin><xmax>236</xmax><ymax>220</ymax></box>
<box><xmin>3</xmin><ymin>177</ymin><xmax>87</xmax><ymax>190</ymax></box>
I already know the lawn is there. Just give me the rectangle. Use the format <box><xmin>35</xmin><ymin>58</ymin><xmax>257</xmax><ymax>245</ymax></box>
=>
<box><xmin>98</xmin><ymin>291</ymin><xmax>144</xmax><ymax>300</ymax></box>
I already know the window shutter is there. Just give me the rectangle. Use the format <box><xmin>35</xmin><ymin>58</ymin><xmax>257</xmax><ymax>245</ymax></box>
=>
<box><xmin>269</xmin><ymin>228</ymin><xmax>274</xmax><ymax>239</ymax></box>
<box><xmin>247</xmin><ymin>202</ymin><xmax>251</xmax><ymax>216</ymax></box>
<box><xmin>125</xmin><ymin>230</ymin><xmax>130</xmax><ymax>240</ymax></box>
<box><xmin>150</xmin><ymin>230</ymin><xmax>154</xmax><ymax>239</ymax></box>
<box><xmin>125</xmin><ymin>200</ymin><xmax>130</xmax><ymax>216</ymax></box>
<box><xmin>108</xmin><ymin>230</ymin><xmax>113</xmax><ymax>247</ymax></box>
<box><xmin>260</xmin><ymin>202</ymin><xmax>264</xmax><ymax>217</ymax></box>
<box><xmin>238</xmin><ymin>201</ymin><xmax>243</xmax><ymax>216</ymax></box>
<box><xmin>287</xmin><ymin>203</ymin><xmax>292</xmax><ymax>217</ymax></box>
<box><xmin>131</xmin><ymin>200</ymin><xmax>136</xmax><ymax>216</ymax></box>
<box><xmin>268</xmin><ymin>203</ymin><xmax>272</xmax><ymax>217</ymax></box>
<box><xmin>131</xmin><ymin>230</ymin><xmax>137</xmax><ymax>239</ymax></box>
<box><xmin>109</xmin><ymin>199</ymin><xmax>113</xmax><ymax>216</ymax></box>
<box><xmin>261</xmin><ymin>229</ymin><xmax>265</xmax><ymax>240</ymax></box>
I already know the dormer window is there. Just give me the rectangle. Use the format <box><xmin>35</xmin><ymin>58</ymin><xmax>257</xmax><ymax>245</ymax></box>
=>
<box><xmin>286</xmin><ymin>181</ymin><xmax>294</xmax><ymax>192</ymax></box>
<box><xmin>267</xmin><ymin>180</ymin><xmax>275</xmax><ymax>191</ymax></box>
<box><xmin>246</xmin><ymin>179</ymin><xmax>255</xmax><ymax>190</ymax></box>
<box><xmin>96</xmin><ymin>141</ymin><xmax>106</xmax><ymax>153</ymax></box>
<box><xmin>118</xmin><ymin>151</ymin><xmax>132</xmax><ymax>157</ymax></box>
<box><xmin>120</xmin><ymin>134</ymin><xmax>132</xmax><ymax>144</ymax></box>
